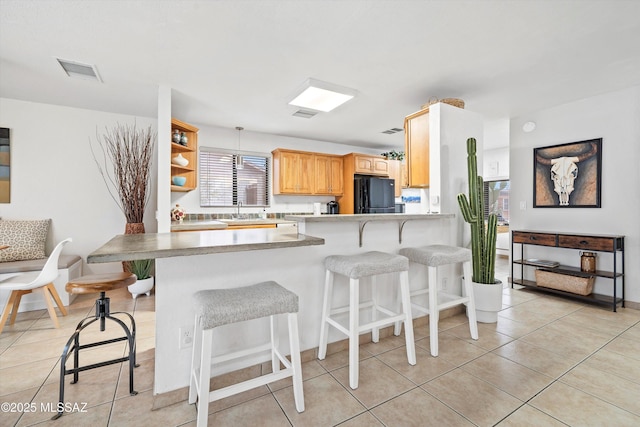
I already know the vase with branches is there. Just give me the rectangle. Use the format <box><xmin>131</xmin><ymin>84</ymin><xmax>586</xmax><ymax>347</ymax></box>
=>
<box><xmin>91</xmin><ymin>122</ymin><xmax>156</xmax><ymax>233</ymax></box>
<box><xmin>91</xmin><ymin>122</ymin><xmax>156</xmax><ymax>273</ymax></box>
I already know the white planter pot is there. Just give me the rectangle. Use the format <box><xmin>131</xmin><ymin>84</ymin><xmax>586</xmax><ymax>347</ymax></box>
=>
<box><xmin>469</xmin><ymin>280</ymin><xmax>503</xmax><ymax>323</ymax></box>
<box><xmin>128</xmin><ymin>276</ymin><xmax>154</xmax><ymax>299</ymax></box>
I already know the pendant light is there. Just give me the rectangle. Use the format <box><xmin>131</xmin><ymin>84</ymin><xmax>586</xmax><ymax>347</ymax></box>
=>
<box><xmin>235</xmin><ymin>126</ymin><xmax>244</xmax><ymax>169</ymax></box>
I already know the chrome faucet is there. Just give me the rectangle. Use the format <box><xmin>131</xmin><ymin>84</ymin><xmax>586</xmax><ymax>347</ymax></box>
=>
<box><xmin>237</xmin><ymin>201</ymin><xmax>242</xmax><ymax>217</ymax></box>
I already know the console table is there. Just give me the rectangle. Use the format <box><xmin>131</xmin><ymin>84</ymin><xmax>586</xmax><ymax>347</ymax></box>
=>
<box><xmin>511</xmin><ymin>230</ymin><xmax>625</xmax><ymax>312</ymax></box>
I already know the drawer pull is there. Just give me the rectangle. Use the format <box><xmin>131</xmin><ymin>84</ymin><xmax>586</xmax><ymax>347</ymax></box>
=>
<box><xmin>529</xmin><ymin>236</ymin><xmax>537</xmax><ymax>240</ymax></box>
<box><xmin>580</xmin><ymin>240</ymin><xmax>589</xmax><ymax>245</ymax></box>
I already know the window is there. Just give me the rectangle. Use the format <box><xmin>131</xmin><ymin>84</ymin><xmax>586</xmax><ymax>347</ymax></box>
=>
<box><xmin>483</xmin><ymin>180</ymin><xmax>510</xmax><ymax>225</ymax></box>
<box><xmin>199</xmin><ymin>148</ymin><xmax>270</xmax><ymax>207</ymax></box>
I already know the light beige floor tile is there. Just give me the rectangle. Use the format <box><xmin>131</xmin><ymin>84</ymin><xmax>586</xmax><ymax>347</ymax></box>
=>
<box><xmin>0</xmin><ymin>338</ymin><xmax>67</xmax><ymax>369</ymax></box>
<box><xmin>0</xmin><ymin>356</ymin><xmax>58</xmax><ymax>396</ymax></box>
<box><xmin>268</xmin><ymin>358</ymin><xmax>327</xmax><ymax>392</ymax></box>
<box><xmin>519</xmin><ymin>326</ymin><xmax>600</xmax><ymax>361</ymax></box>
<box><xmin>497</xmin><ymin>306</ymin><xmax>554</xmax><ymax>328</ymax></box>
<box><xmin>530</xmin><ymin>381</ymin><xmax>640</xmax><ymax>426</ymax></box>
<box><xmin>493</xmin><ymin>316</ymin><xmax>541</xmax><ymax>339</ymax></box>
<box><xmin>462</xmin><ymin>352</ymin><xmax>553</xmax><ymax>401</ymax></box>
<box><xmin>17</xmin><ymin>401</ymin><xmax>111</xmax><ymax>427</ymax></box>
<box><xmin>0</xmin><ymin>329</ymin><xmax>25</xmax><ymax>353</ymax></box>
<box><xmin>360</xmin><ymin>333</ymin><xmax>406</xmax><ymax>355</ymax></box>
<box><xmin>202</xmin><ymin>364</ymin><xmax>270</xmax><ymax>414</ymax></box>
<box><xmin>16</xmin><ymin>364</ymin><xmax>119</xmax><ymax>426</ymax></box>
<box><xmin>316</xmin><ymin>347</ymin><xmax>373</xmax><ymax>372</ymax></box>
<box><xmin>332</xmin><ymin>357</ymin><xmax>415</xmax><ymax>409</ymax></box>
<box><xmin>544</xmin><ymin>319</ymin><xmax>615</xmax><ymax>345</ymax></box>
<box><xmin>496</xmin><ymin>403</ymin><xmax>568</xmax><ymax>427</ymax></box>
<box><xmin>560</xmin><ymin>363</ymin><xmax>640</xmax><ymax>415</ymax></box>
<box><xmin>0</xmin><ymin>387</ymin><xmax>40</xmax><ymax>426</ymax></box>
<box><xmin>493</xmin><ymin>340</ymin><xmax>578</xmax><ymax>378</ymax></box>
<box><xmin>372</xmin><ymin>387</ymin><xmax>475</xmax><ymax>426</ymax></box>
<box><xmin>274</xmin><ymin>373</ymin><xmax>366</xmax><ymax>427</ymax></box>
<box><xmin>375</xmin><ymin>345</ymin><xmax>456</xmax><ymax>385</ymax></box>
<box><xmin>437</xmin><ymin>313</ymin><xmax>471</xmax><ymax>331</ymax></box>
<box><xmin>336</xmin><ymin>411</ymin><xmax>384</xmax><ymax>426</ymax></box>
<box><xmin>110</xmin><ymin>389</ymin><xmax>196</xmax><ymax>427</ymax></box>
<box><xmin>561</xmin><ymin>309</ymin><xmax>634</xmax><ymax>336</ymax></box>
<box><xmin>583</xmin><ymin>348</ymin><xmax>640</xmax><ymax>384</ymax></box>
<box><xmin>423</xmin><ymin>368</ymin><xmax>522</xmax><ymax>427</ymax></box>
<box><xmin>578</xmin><ymin>306</ymin><xmax>640</xmax><ymax>327</ymax></box>
<box><xmin>115</xmin><ymin>356</ymin><xmax>154</xmax><ymax>399</ymax></box>
<box><xmin>198</xmin><ymin>393</ymin><xmax>286</xmax><ymax>427</ymax></box>
<box><xmin>416</xmin><ymin>333</ymin><xmax>487</xmax><ymax>366</ymax></box>
<box><xmin>446</xmin><ymin>321</ymin><xmax>514</xmax><ymax>351</ymax></box>
<box><xmin>620</xmin><ymin>323</ymin><xmax>640</xmax><ymax>340</ymax></box>
<box><xmin>501</xmin><ymin>288</ymin><xmax>541</xmax><ymax>307</ymax></box>
<box><xmin>604</xmin><ymin>335</ymin><xmax>640</xmax><ymax>361</ymax></box>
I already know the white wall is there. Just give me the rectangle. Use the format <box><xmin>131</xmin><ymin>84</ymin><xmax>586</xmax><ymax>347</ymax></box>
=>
<box><xmin>510</xmin><ymin>86</ymin><xmax>640</xmax><ymax>304</ymax></box>
<box><xmin>0</xmin><ymin>97</ymin><xmax>157</xmax><ymax>274</ymax></box>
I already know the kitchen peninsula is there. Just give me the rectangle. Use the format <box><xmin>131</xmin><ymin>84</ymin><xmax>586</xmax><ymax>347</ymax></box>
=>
<box><xmin>87</xmin><ymin>213</ymin><xmax>458</xmax><ymax>401</ymax></box>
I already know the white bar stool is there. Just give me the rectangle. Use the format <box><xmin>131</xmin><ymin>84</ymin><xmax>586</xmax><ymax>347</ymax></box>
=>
<box><xmin>318</xmin><ymin>251</ymin><xmax>416</xmax><ymax>389</ymax></box>
<box><xmin>398</xmin><ymin>245</ymin><xmax>478</xmax><ymax>356</ymax></box>
<box><xmin>188</xmin><ymin>281</ymin><xmax>304</xmax><ymax>427</ymax></box>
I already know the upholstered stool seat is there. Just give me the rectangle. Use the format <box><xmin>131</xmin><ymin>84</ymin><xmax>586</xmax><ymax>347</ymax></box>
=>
<box><xmin>53</xmin><ymin>272</ymin><xmax>138</xmax><ymax>420</ymax></box>
<box><xmin>189</xmin><ymin>281</ymin><xmax>304</xmax><ymax>427</ymax></box>
<box><xmin>318</xmin><ymin>251</ymin><xmax>416</xmax><ymax>389</ymax></box>
<box><xmin>398</xmin><ymin>244</ymin><xmax>478</xmax><ymax>356</ymax></box>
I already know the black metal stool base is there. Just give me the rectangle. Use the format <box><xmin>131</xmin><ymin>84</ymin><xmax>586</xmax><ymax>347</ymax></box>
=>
<box><xmin>52</xmin><ymin>292</ymin><xmax>138</xmax><ymax>420</ymax></box>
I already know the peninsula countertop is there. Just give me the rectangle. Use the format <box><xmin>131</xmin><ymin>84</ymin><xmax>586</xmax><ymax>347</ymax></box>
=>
<box><xmin>285</xmin><ymin>213</ymin><xmax>455</xmax><ymax>222</ymax></box>
<box><xmin>87</xmin><ymin>229</ymin><xmax>324</xmax><ymax>263</ymax></box>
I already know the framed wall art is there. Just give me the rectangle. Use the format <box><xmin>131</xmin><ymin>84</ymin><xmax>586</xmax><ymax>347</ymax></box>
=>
<box><xmin>533</xmin><ymin>138</ymin><xmax>602</xmax><ymax>208</ymax></box>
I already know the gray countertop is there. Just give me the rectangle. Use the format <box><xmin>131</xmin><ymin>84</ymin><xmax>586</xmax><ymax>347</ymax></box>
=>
<box><xmin>285</xmin><ymin>213</ymin><xmax>455</xmax><ymax>222</ymax></box>
<box><xmin>87</xmin><ymin>229</ymin><xmax>324</xmax><ymax>263</ymax></box>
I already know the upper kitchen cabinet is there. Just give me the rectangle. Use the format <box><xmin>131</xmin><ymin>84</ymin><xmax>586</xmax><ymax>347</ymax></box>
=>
<box><xmin>272</xmin><ymin>149</ymin><xmax>314</xmax><ymax>194</ymax></box>
<box><xmin>351</xmin><ymin>153</ymin><xmax>389</xmax><ymax>176</ymax></box>
<box><xmin>171</xmin><ymin>118</ymin><xmax>198</xmax><ymax>192</ymax></box>
<box><xmin>404</xmin><ymin>108</ymin><xmax>429</xmax><ymax>188</ymax></box>
<box><xmin>314</xmin><ymin>154</ymin><xmax>344</xmax><ymax>195</ymax></box>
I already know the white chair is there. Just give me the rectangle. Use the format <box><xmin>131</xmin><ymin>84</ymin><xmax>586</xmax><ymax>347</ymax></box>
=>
<box><xmin>318</xmin><ymin>251</ymin><xmax>416</xmax><ymax>389</ymax></box>
<box><xmin>0</xmin><ymin>238</ymin><xmax>71</xmax><ymax>334</ymax></box>
<box><xmin>398</xmin><ymin>245</ymin><xmax>478</xmax><ymax>356</ymax></box>
<box><xmin>189</xmin><ymin>281</ymin><xmax>304</xmax><ymax>427</ymax></box>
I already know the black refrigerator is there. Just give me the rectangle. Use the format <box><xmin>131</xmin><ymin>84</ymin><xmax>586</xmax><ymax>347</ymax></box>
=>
<box><xmin>354</xmin><ymin>175</ymin><xmax>396</xmax><ymax>213</ymax></box>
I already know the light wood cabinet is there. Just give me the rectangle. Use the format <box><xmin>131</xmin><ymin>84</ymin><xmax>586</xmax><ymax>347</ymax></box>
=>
<box><xmin>353</xmin><ymin>154</ymin><xmax>389</xmax><ymax>176</ymax></box>
<box><xmin>314</xmin><ymin>155</ymin><xmax>344</xmax><ymax>195</ymax></box>
<box><xmin>272</xmin><ymin>149</ymin><xmax>314</xmax><ymax>194</ymax></box>
<box><xmin>387</xmin><ymin>159</ymin><xmax>405</xmax><ymax>197</ymax></box>
<box><xmin>404</xmin><ymin>108</ymin><xmax>429</xmax><ymax>188</ymax></box>
<box><xmin>171</xmin><ymin>118</ymin><xmax>198</xmax><ymax>192</ymax></box>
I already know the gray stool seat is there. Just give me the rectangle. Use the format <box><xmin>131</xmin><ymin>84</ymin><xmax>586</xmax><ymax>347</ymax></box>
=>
<box><xmin>189</xmin><ymin>281</ymin><xmax>304</xmax><ymax>426</ymax></box>
<box><xmin>400</xmin><ymin>245</ymin><xmax>471</xmax><ymax>267</ymax></box>
<box><xmin>325</xmin><ymin>251</ymin><xmax>409</xmax><ymax>278</ymax></box>
<box><xmin>193</xmin><ymin>281</ymin><xmax>298</xmax><ymax>329</ymax></box>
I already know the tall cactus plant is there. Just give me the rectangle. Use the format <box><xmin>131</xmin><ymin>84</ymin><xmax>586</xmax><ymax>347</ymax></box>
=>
<box><xmin>457</xmin><ymin>138</ymin><xmax>498</xmax><ymax>284</ymax></box>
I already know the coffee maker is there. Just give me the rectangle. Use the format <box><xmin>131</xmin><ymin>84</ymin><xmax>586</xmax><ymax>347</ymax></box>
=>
<box><xmin>326</xmin><ymin>201</ymin><xmax>339</xmax><ymax>214</ymax></box>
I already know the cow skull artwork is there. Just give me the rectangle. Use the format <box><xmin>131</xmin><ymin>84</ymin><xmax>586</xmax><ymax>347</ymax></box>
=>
<box><xmin>536</xmin><ymin>142</ymin><xmax>599</xmax><ymax>206</ymax></box>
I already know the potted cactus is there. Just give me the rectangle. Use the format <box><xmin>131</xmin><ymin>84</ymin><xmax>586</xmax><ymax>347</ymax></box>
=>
<box><xmin>457</xmin><ymin>137</ymin><xmax>502</xmax><ymax>322</ymax></box>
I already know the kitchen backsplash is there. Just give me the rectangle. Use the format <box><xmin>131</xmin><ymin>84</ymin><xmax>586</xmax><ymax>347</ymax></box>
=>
<box><xmin>184</xmin><ymin>212</ymin><xmax>308</xmax><ymax>221</ymax></box>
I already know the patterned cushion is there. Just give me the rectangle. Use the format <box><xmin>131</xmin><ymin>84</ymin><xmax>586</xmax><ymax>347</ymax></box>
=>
<box><xmin>0</xmin><ymin>219</ymin><xmax>51</xmax><ymax>262</ymax></box>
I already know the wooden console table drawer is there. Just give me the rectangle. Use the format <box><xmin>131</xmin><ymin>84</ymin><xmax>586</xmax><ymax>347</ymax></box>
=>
<box><xmin>558</xmin><ymin>235</ymin><xmax>615</xmax><ymax>251</ymax></box>
<box><xmin>512</xmin><ymin>231</ymin><xmax>556</xmax><ymax>246</ymax></box>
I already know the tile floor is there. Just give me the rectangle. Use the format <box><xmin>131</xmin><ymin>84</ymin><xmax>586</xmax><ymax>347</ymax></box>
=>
<box><xmin>1</xmin><ymin>257</ymin><xmax>639</xmax><ymax>426</ymax></box>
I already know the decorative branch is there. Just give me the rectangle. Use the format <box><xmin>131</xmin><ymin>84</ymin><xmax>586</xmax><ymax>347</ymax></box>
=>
<box><xmin>90</xmin><ymin>123</ymin><xmax>156</xmax><ymax>224</ymax></box>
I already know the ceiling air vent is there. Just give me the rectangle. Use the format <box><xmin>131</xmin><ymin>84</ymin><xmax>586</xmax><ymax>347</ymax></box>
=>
<box><xmin>56</xmin><ymin>58</ymin><xmax>102</xmax><ymax>82</ymax></box>
<box><xmin>292</xmin><ymin>109</ymin><xmax>318</xmax><ymax>119</ymax></box>
<box><xmin>381</xmin><ymin>127</ymin><xmax>403</xmax><ymax>134</ymax></box>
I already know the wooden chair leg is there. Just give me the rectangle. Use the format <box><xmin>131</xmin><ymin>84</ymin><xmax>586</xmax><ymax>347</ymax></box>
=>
<box><xmin>39</xmin><ymin>286</ymin><xmax>60</xmax><ymax>329</ymax></box>
<box><xmin>9</xmin><ymin>290</ymin><xmax>29</xmax><ymax>325</ymax></box>
<box><xmin>46</xmin><ymin>283</ymin><xmax>68</xmax><ymax>317</ymax></box>
<box><xmin>0</xmin><ymin>291</ymin><xmax>19</xmax><ymax>334</ymax></box>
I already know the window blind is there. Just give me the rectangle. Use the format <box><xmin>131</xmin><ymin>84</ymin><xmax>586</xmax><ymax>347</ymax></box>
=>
<box><xmin>199</xmin><ymin>149</ymin><xmax>270</xmax><ymax>207</ymax></box>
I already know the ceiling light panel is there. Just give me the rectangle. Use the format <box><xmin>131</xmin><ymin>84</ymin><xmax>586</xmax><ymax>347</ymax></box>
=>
<box><xmin>288</xmin><ymin>78</ymin><xmax>356</xmax><ymax>112</ymax></box>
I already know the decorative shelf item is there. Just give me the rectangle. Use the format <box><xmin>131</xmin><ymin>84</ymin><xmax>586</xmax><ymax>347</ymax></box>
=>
<box><xmin>171</xmin><ymin>153</ymin><xmax>189</xmax><ymax>167</ymax></box>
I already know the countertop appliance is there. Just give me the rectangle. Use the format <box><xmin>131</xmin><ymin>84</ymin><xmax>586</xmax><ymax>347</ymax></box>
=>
<box><xmin>355</xmin><ymin>175</ymin><xmax>395</xmax><ymax>214</ymax></box>
<box><xmin>327</xmin><ymin>201</ymin><xmax>339</xmax><ymax>214</ymax></box>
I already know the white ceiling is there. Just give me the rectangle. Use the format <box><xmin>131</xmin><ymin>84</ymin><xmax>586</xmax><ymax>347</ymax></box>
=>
<box><xmin>1</xmin><ymin>0</ymin><xmax>640</xmax><ymax>150</ymax></box>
